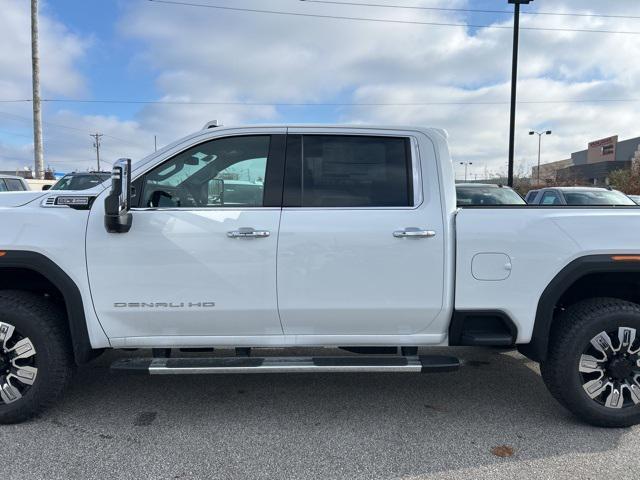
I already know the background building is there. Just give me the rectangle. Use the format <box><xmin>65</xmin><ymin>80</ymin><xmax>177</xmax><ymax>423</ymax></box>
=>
<box><xmin>557</xmin><ymin>136</ymin><xmax>640</xmax><ymax>185</ymax></box>
<box><xmin>0</xmin><ymin>168</ymin><xmax>56</xmax><ymax>180</ymax></box>
<box><xmin>532</xmin><ymin>159</ymin><xmax>573</xmax><ymax>183</ymax></box>
<box><xmin>533</xmin><ymin>135</ymin><xmax>640</xmax><ymax>185</ymax></box>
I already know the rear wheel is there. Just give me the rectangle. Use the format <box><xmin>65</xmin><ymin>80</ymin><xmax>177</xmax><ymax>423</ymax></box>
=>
<box><xmin>0</xmin><ymin>291</ymin><xmax>73</xmax><ymax>424</ymax></box>
<box><xmin>541</xmin><ymin>298</ymin><xmax>640</xmax><ymax>427</ymax></box>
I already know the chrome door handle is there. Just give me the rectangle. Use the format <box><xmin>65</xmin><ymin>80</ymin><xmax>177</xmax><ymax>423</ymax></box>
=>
<box><xmin>393</xmin><ymin>228</ymin><xmax>436</xmax><ymax>238</ymax></box>
<box><xmin>227</xmin><ymin>228</ymin><xmax>270</xmax><ymax>239</ymax></box>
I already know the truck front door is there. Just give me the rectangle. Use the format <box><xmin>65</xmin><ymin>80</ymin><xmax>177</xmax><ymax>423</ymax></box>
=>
<box><xmin>85</xmin><ymin>131</ymin><xmax>286</xmax><ymax>342</ymax></box>
<box><xmin>276</xmin><ymin>130</ymin><xmax>446</xmax><ymax>337</ymax></box>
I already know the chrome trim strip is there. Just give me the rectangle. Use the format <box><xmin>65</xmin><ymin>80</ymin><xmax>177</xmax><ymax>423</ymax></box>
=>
<box><xmin>148</xmin><ymin>357</ymin><xmax>423</xmax><ymax>375</ymax></box>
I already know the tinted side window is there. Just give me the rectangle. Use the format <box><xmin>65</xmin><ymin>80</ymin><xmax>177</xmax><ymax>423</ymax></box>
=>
<box><xmin>525</xmin><ymin>190</ymin><xmax>538</xmax><ymax>203</ymax></box>
<box><xmin>541</xmin><ymin>192</ymin><xmax>560</xmax><ymax>205</ymax></box>
<box><xmin>294</xmin><ymin>135</ymin><xmax>412</xmax><ymax>207</ymax></box>
<box><xmin>0</xmin><ymin>180</ymin><xmax>7</xmax><ymax>192</ymax></box>
<box><xmin>140</xmin><ymin>136</ymin><xmax>271</xmax><ymax>208</ymax></box>
<box><xmin>4</xmin><ymin>179</ymin><xmax>25</xmax><ymax>191</ymax></box>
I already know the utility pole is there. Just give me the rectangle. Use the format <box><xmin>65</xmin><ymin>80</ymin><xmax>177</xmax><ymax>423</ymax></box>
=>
<box><xmin>507</xmin><ymin>0</ymin><xmax>533</xmax><ymax>187</ymax></box>
<box><xmin>154</xmin><ymin>135</ymin><xmax>158</xmax><ymax>152</ymax></box>
<box><xmin>31</xmin><ymin>0</ymin><xmax>44</xmax><ymax>180</ymax></box>
<box><xmin>90</xmin><ymin>133</ymin><xmax>103</xmax><ymax>171</ymax></box>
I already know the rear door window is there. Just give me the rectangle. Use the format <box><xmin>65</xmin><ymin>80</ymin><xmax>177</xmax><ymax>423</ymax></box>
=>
<box><xmin>4</xmin><ymin>178</ymin><xmax>25</xmax><ymax>191</ymax></box>
<box><xmin>0</xmin><ymin>180</ymin><xmax>7</xmax><ymax>192</ymax></box>
<box><xmin>563</xmin><ymin>191</ymin><xmax>636</xmax><ymax>206</ymax></box>
<box><xmin>284</xmin><ymin>135</ymin><xmax>413</xmax><ymax>207</ymax></box>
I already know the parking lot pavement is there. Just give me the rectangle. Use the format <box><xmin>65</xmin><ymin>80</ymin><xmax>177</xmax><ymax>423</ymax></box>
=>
<box><xmin>1</xmin><ymin>347</ymin><xmax>638</xmax><ymax>480</ymax></box>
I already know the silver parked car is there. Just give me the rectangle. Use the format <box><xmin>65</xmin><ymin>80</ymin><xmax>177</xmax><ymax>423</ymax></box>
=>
<box><xmin>526</xmin><ymin>186</ymin><xmax>636</xmax><ymax>206</ymax></box>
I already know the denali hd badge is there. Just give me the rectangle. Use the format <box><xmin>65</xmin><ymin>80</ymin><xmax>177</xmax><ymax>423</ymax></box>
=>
<box><xmin>114</xmin><ymin>302</ymin><xmax>216</xmax><ymax>308</ymax></box>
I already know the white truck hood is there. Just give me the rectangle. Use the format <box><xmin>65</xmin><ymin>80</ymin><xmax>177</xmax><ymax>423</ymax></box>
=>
<box><xmin>0</xmin><ymin>191</ymin><xmax>49</xmax><ymax>207</ymax></box>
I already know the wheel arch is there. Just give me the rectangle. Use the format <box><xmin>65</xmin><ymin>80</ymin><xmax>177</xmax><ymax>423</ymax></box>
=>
<box><xmin>0</xmin><ymin>250</ymin><xmax>98</xmax><ymax>364</ymax></box>
<box><xmin>519</xmin><ymin>254</ymin><xmax>640</xmax><ymax>362</ymax></box>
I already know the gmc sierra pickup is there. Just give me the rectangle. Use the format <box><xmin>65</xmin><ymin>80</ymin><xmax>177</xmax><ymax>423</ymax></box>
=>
<box><xmin>1</xmin><ymin>124</ymin><xmax>640</xmax><ymax>427</ymax></box>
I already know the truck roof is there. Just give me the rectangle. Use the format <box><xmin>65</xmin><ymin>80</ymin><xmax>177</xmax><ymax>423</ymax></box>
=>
<box><xmin>539</xmin><ymin>186</ymin><xmax>613</xmax><ymax>191</ymax></box>
<box><xmin>0</xmin><ymin>174</ymin><xmax>26</xmax><ymax>180</ymax></box>
<box><xmin>201</xmin><ymin>123</ymin><xmax>447</xmax><ymax>134</ymax></box>
<box><xmin>456</xmin><ymin>183</ymin><xmax>510</xmax><ymax>188</ymax></box>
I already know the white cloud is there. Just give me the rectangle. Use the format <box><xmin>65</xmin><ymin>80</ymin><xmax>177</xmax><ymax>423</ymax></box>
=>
<box><xmin>0</xmin><ymin>0</ymin><xmax>90</xmax><ymax>171</ymax></box>
<box><xmin>0</xmin><ymin>0</ymin><xmax>87</xmax><ymax>99</ymax></box>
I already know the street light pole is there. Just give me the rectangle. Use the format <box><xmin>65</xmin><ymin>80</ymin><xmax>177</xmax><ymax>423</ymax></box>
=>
<box><xmin>460</xmin><ymin>161</ymin><xmax>473</xmax><ymax>182</ymax></box>
<box><xmin>529</xmin><ymin>130</ymin><xmax>552</xmax><ymax>184</ymax></box>
<box><xmin>507</xmin><ymin>0</ymin><xmax>533</xmax><ymax>187</ymax></box>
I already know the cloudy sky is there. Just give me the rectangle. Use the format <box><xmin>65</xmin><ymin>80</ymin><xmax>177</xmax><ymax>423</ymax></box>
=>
<box><xmin>1</xmin><ymin>0</ymin><xmax>639</xmax><ymax>179</ymax></box>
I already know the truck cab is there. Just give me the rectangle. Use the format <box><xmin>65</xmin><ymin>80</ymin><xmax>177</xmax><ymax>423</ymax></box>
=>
<box><xmin>86</xmin><ymin>126</ymin><xmax>454</xmax><ymax>345</ymax></box>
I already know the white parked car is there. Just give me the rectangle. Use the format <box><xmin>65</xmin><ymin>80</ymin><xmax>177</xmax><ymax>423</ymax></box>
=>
<box><xmin>0</xmin><ymin>175</ymin><xmax>30</xmax><ymax>192</ymax></box>
<box><xmin>1</xmin><ymin>124</ymin><xmax>640</xmax><ymax>427</ymax></box>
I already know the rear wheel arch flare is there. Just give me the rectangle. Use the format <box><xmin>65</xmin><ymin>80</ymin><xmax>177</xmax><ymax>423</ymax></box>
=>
<box><xmin>520</xmin><ymin>255</ymin><xmax>640</xmax><ymax>362</ymax></box>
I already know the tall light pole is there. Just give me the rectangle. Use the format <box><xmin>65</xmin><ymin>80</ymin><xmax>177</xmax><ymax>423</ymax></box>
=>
<box><xmin>507</xmin><ymin>0</ymin><xmax>533</xmax><ymax>187</ymax></box>
<box><xmin>31</xmin><ymin>0</ymin><xmax>44</xmax><ymax>180</ymax></box>
<box><xmin>460</xmin><ymin>161</ymin><xmax>473</xmax><ymax>182</ymax></box>
<box><xmin>529</xmin><ymin>130</ymin><xmax>552</xmax><ymax>184</ymax></box>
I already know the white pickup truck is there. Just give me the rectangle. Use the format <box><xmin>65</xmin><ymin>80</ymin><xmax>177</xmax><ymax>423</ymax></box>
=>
<box><xmin>1</xmin><ymin>124</ymin><xmax>640</xmax><ymax>427</ymax></box>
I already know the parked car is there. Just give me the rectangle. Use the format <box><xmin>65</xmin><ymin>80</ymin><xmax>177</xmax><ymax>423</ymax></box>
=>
<box><xmin>25</xmin><ymin>179</ymin><xmax>56</xmax><ymax>191</ymax></box>
<box><xmin>526</xmin><ymin>187</ymin><xmax>636</xmax><ymax>206</ymax></box>
<box><xmin>456</xmin><ymin>183</ymin><xmax>525</xmax><ymax>206</ymax></box>
<box><xmin>0</xmin><ymin>175</ymin><xmax>30</xmax><ymax>192</ymax></box>
<box><xmin>2</xmin><ymin>124</ymin><xmax>640</xmax><ymax>428</ymax></box>
<box><xmin>628</xmin><ymin>195</ymin><xmax>640</xmax><ymax>205</ymax></box>
<box><xmin>46</xmin><ymin>171</ymin><xmax>111</xmax><ymax>191</ymax></box>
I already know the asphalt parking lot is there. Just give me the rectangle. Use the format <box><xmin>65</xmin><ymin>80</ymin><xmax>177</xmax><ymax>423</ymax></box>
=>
<box><xmin>1</xmin><ymin>347</ymin><xmax>638</xmax><ymax>480</ymax></box>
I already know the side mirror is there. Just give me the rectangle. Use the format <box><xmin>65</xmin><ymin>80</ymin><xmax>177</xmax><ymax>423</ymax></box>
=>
<box><xmin>42</xmin><ymin>184</ymin><xmax>51</xmax><ymax>191</ymax></box>
<box><xmin>208</xmin><ymin>178</ymin><xmax>224</xmax><ymax>205</ymax></box>
<box><xmin>104</xmin><ymin>158</ymin><xmax>133</xmax><ymax>233</ymax></box>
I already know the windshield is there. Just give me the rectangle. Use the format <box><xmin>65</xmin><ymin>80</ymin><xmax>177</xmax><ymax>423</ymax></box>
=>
<box><xmin>456</xmin><ymin>186</ymin><xmax>526</xmax><ymax>206</ymax></box>
<box><xmin>563</xmin><ymin>190</ymin><xmax>636</xmax><ymax>206</ymax></box>
<box><xmin>50</xmin><ymin>173</ymin><xmax>110</xmax><ymax>191</ymax></box>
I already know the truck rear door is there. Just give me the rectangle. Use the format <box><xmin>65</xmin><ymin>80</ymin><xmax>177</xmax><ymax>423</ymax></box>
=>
<box><xmin>276</xmin><ymin>129</ymin><xmax>445</xmax><ymax>336</ymax></box>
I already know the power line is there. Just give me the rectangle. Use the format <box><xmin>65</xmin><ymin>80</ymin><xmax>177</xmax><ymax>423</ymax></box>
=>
<box><xmin>2</xmin><ymin>98</ymin><xmax>640</xmax><ymax>106</ymax></box>
<box><xmin>299</xmin><ymin>0</ymin><xmax>640</xmax><ymax>21</ymax></box>
<box><xmin>146</xmin><ymin>0</ymin><xmax>640</xmax><ymax>35</ymax></box>
<box><xmin>0</xmin><ymin>110</ymin><xmax>146</xmax><ymax>148</ymax></box>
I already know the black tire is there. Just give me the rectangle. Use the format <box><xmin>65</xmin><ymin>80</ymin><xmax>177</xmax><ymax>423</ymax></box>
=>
<box><xmin>0</xmin><ymin>290</ymin><xmax>74</xmax><ymax>424</ymax></box>
<box><xmin>541</xmin><ymin>297</ymin><xmax>640</xmax><ymax>428</ymax></box>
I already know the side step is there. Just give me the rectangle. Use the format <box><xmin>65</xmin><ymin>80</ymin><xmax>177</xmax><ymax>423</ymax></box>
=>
<box><xmin>111</xmin><ymin>355</ymin><xmax>460</xmax><ymax>375</ymax></box>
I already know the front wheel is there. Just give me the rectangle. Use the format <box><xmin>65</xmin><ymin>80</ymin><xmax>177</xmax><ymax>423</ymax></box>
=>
<box><xmin>541</xmin><ymin>298</ymin><xmax>640</xmax><ymax>427</ymax></box>
<box><xmin>0</xmin><ymin>291</ymin><xmax>74</xmax><ymax>424</ymax></box>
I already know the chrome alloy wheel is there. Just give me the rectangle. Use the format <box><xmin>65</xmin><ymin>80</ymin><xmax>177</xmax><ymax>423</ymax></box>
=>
<box><xmin>0</xmin><ymin>322</ymin><xmax>37</xmax><ymax>405</ymax></box>
<box><xmin>579</xmin><ymin>327</ymin><xmax>640</xmax><ymax>409</ymax></box>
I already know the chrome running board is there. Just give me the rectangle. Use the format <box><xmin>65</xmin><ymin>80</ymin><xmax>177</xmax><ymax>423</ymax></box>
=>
<box><xmin>111</xmin><ymin>355</ymin><xmax>460</xmax><ymax>375</ymax></box>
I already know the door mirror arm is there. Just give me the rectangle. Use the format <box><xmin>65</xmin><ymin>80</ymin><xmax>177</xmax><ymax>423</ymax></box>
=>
<box><xmin>104</xmin><ymin>158</ymin><xmax>133</xmax><ymax>233</ymax></box>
